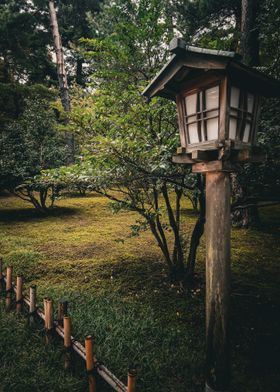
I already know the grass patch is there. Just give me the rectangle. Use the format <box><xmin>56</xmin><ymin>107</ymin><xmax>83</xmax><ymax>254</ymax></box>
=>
<box><xmin>3</xmin><ymin>250</ymin><xmax>44</xmax><ymax>281</ymax></box>
<box><xmin>0</xmin><ymin>193</ymin><xmax>279</xmax><ymax>391</ymax></box>
<box><xmin>0</xmin><ymin>304</ymin><xmax>85</xmax><ymax>392</ymax></box>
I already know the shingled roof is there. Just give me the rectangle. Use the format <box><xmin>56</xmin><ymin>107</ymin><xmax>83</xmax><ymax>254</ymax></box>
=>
<box><xmin>143</xmin><ymin>38</ymin><xmax>280</xmax><ymax>100</ymax></box>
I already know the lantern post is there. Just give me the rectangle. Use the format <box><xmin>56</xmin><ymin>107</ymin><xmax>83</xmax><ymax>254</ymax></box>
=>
<box><xmin>143</xmin><ymin>37</ymin><xmax>280</xmax><ymax>392</ymax></box>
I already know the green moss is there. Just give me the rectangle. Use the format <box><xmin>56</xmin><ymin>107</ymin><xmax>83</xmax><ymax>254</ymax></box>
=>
<box><xmin>0</xmin><ymin>194</ymin><xmax>279</xmax><ymax>391</ymax></box>
<box><xmin>2</xmin><ymin>250</ymin><xmax>44</xmax><ymax>281</ymax></box>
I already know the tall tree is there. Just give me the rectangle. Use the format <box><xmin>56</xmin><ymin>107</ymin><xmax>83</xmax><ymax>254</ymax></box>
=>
<box><xmin>240</xmin><ymin>0</ymin><xmax>260</xmax><ymax>66</ymax></box>
<box><xmin>56</xmin><ymin>0</ymin><xmax>102</xmax><ymax>85</ymax></box>
<box><xmin>49</xmin><ymin>0</ymin><xmax>74</xmax><ymax>164</ymax></box>
<box><xmin>231</xmin><ymin>0</ymin><xmax>262</xmax><ymax>227</ymax></box>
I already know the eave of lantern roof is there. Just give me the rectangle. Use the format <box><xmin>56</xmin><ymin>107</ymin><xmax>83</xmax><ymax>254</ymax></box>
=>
<box><xmin>142</xmin><ymin>38</ymin><xmax>280</xmax><ymax>100</ymax></box>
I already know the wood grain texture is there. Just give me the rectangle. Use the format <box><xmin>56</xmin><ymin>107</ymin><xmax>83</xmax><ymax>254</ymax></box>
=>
<box><xmin>192</xmin><ymin>160</ymin><xmax>237</xmax><ymax>173</ymax></box>
<box><xmin>205</xmin><ymin>171</ymin><xmax>231</xmax><ymax>391</ymax></box>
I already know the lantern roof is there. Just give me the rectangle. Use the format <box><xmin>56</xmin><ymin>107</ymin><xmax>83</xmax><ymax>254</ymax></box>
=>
<box><xmin>143</xmin><ymin>38</ymin><xmax>280</xmax><ymax>100</ymax></box>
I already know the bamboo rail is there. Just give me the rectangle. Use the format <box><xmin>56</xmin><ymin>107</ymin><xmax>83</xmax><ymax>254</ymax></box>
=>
<box><xmin>85</xmin><ymin>335</ymin><xmax>97</xmax><ymax>392</ymax></box>
<box><xmin>0</xmin><ymin>262</ymin><xmax>133</xmax><ymax>392</ymax></box>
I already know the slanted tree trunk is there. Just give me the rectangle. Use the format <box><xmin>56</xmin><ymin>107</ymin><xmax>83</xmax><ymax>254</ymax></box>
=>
<box><xmin>49</xmin><ymin>0</ymin><xmax>74</xmax><ymax>164</ymax></box>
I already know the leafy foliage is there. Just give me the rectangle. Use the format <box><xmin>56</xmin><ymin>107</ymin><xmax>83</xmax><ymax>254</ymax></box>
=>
<box><xmin>0</xmin><ymin>0</ymin><xmax>55</xmax><ymax>84</ymax></box>
<box><xmin>0</xmin><ymin>93</ymin><xmax>67</xmax><ymax>190</ymax></box>
<box><xmin>41</xmin><ymin>0</ymin><xmax>206</xmax><ymax>280</ymax></box>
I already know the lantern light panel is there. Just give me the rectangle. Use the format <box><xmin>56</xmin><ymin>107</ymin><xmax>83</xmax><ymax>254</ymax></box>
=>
<box><xmin>143</xmin><ymin>38</ymin><xmax>280</xmax><ymax>157</ymax></box>
<box><xmin>178</xmin><ymin>83</ymin><xmax>259</xmax><ymax>149</ymax></box>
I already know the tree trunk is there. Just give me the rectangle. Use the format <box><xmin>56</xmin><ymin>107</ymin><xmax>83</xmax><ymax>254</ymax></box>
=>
<box><xmin>76</xmin><ymin>57</ymin><xmax>84</xmax><ymax>85</ymax></box>
<box><xmin>240</xmin><ymin>0</ymin><xmax>260</xmax><ymax>67</ymax></box>
<box><xmin>49</xmin><ymin>0</ymin><xmax>74</xmax><ymax>164</ymax></box>
<box><xmin>231</xmin><ymin>0</ymin><xmax>261</xmax><ymax>227</ymax></box>
<box><xmin>162</xmin><ymin>184</ymin><xmax>185</xmax><ymax>279</ymax></box>
<box><xmin>186</xmin><ymin>175</ymin><xmax>206</xmax><ymax>280</ymax></box>
<box><xmin>230</xmin><ymin>173</ymin><xmax>261</xmax><ymax>228</ymax></box>
<box><xmin>2</xmin><ymin>56</ymin><xmax>11</xmax><ymax>83</ymax></box>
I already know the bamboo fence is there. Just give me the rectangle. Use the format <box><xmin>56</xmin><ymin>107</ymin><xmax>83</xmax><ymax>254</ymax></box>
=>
<box><xmin>0</xmin><ymin>258</ymin><xmax>136</xmax><ymax>392</ymax></box>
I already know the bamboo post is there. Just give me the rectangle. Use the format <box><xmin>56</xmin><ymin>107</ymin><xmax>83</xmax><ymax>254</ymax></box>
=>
<box><xmin>0</xmin><ymin>258</ymin><xmax>3</xmax><ymax>290</ymax></box>
<box><xmin>43</xmin><ymin>297</ymin><xmax>48</xmax><ymax>323</ymax></box>
<box><xmin>85</xmin><ymin>335</ymin><xmax>96</xmax><ymax>392</ymax></box>
<box><xmin>29</xmin><ymin>285</ymin><xmax>37</xmax><ymax>324</ymax></box>
<box><xmin>63</xmin><ymin>316</ymin><xmax>72</xmax><ymax>369</ymax></box>
<box><xmin>127</xmin><ymin>367</ymin><xmax>137</xmax><ymax>392</ymax></box>
<box><xmin>6</xmin><ymin>265</ymin><xmax>12</xmax><ymax>291</ymax></box>
<box><xmin>58</xmin><ymin>300</ymin><xmax>68</xmax><ymax>326</ymax></box>
<box><xmin>5</xmin><ymin>266</ymin><xmax>13</xmax><ymax>310</ymax></box>
<box><xmin>16</xmin><ymin>275</ymin><xmax>23</xmax><ymax>313</ymax></box>
<box><xmin>44</xmin><ymin>298</ymin><xmax>54</xmax><ymax>344</ymax></box>
<box><xmin>205</xmin><ymin>171</ymin><xmax>231</xmax><ymax>392</ymax></box>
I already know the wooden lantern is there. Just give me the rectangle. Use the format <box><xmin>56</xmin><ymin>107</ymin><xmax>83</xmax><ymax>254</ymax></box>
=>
<box><xmin>143</xmin><ymin>37</ymin><xmax>280</xmax><ymax>166</ymax></box>
<box><xmin>143</xmin><ymin>38</ymin><xmax>280</xmax><ymax>392</ymax></box>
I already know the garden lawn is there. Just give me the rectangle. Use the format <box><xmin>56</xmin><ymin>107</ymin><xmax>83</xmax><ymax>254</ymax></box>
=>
<box><xmin>0</xmin><ymin>193</ymin><xmax>279</xmax><ymax>392</ymax></box>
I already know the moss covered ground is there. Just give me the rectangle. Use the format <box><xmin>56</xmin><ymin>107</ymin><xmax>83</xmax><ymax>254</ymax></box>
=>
<box><xmin>0</xmin><ymin>193</ymin><xmax>279</xmax><ymax>391</ymax></box>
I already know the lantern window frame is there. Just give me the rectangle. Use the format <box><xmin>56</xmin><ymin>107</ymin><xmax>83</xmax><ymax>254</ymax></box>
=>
<box><xmin>179</xmin><ymin>81</ymin><xmax>221</xmax><ymax>146</ymax></box>
<box><xmin>227</xmin><ymin>85</ymin><xmax>260</xmax><ymax>146</ymax></box>
<box><xmin>176</xmin><ymin>76</ymin><xmax>261</xmax><ymax>152</ymax></box>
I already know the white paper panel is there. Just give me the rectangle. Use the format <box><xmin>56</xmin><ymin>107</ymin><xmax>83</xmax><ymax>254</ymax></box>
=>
<box><xmin>206</xmin><ymin>118</ymin><xmax>218</xmax><ymax>140</ymax></box>
<box><xmin>247</xmin><ymin>93</ymin><xmax>254</xmax><ymax>113</ymax></box>
<box><xmin>230</xmin><ymin>87</ymin><xmax>240</xmax><ymax>108</ymax></box>
<box><xmin>243</xmin><ymin>123</ymin><xmax>251</xmax><ymax>142</ymax></box>
<box><xmin>201</xmin><ymin>121</ymin><xmax>205</xmax><ymax>141</ymax></box>
<box><xmin>187</xmin><ymin>115</ymin><xmax>196</xmax><ymax>124</ymax></box>
<box><xmin>188</xmin><ymin>123</ymin><xmax>199</xmax><ymax>144</ymax></box>
<box><xmin>209</xmin><ymin>109</ymin><xmax>219</xmax><ymax>118</ymax></box>
<box><xmin>206</xmin><ymin>86</ymin><xmax>219</xmax><ymax>110</ymax></box>
<box><xmin>185</xmin><ymin>94</ymin><xmax>197</xmax><ymax>115</ymax></box>
<box><xmin>229</xmin><ymin>117</ymin><xmax>237</xmax><ymax>140</ymax></box>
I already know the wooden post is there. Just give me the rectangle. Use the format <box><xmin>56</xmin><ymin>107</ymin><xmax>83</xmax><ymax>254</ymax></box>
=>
<box><xmin>6</xmin><ymin>266</ymin><xmax>12</xmax><ymax>291</ymax></box>
<box><xmin>44</xmin><ymin>298</ymin><xmax>54</xmax><ymax>344</ymax></box>
<box><xmin>29</xmin><ymin>285</ymin><xmax>37</xmax><ymax>324</ymax></box>
<box><xmin>205</xmin><ymin>171</ymin><xmax>231</xmax><ymax>392</ymax></box>
<box><xmin>127</xmin><ymin>367</ymin><xmax>137</xmax><ymax>392</ymax></box>
<box><xmin>16</xmin><ymin>276</ymin><xmax>23</xmax><ymax>313</ymax></box>
<box><xmin>58</xmin><ymin>300</ymin><xmax>68</xmax><ymax>326</ymax></box>
<box><xmin>43</xmin><ymin>297</ymin><xmax>48</xmax><ymax>319</ymax></box>
<box><xmin>5</xmin><ymin>266</ymin><xmax>13</xmax><ymax>310</ymax></box>
<box><xmin>85</xmin><ymin>335</ymin><xmax>96</xmax><ymax>392</ymax></box>
<box><xmin>0</xmin><ymin>258</ymin><xmax>3</xmax><ymax>290</ymax></box>
<box><xmin>63</xmin><ymin>316</ymin><xmax>72</xmax><ymax>369</ymax></box>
